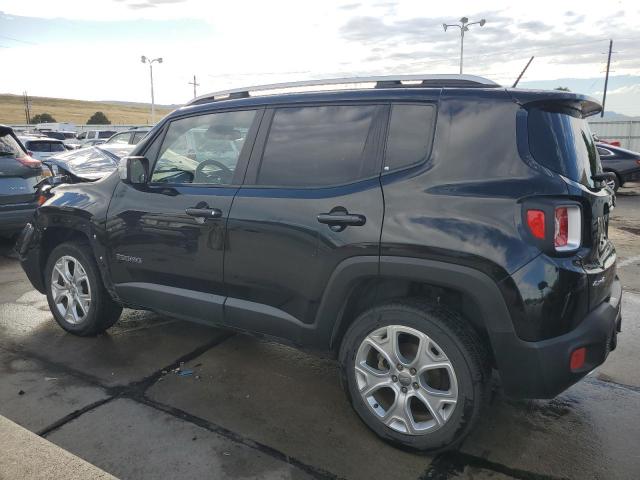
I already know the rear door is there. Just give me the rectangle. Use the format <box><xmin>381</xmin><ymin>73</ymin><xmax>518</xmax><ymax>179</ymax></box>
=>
<box><xmin>106</xmin><ymin>108</ymin><xmax>263</xmax><ymax>323</ymax></box>
<box><xmin>224</xmin><ymin>104</ymin><xmax>385</xmax><ymax>340</ymax></box>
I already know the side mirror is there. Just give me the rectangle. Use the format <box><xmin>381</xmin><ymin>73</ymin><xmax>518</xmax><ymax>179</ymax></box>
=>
<box><xmin>119</xmin><ymin>156</ymin><xmax>149</xmax><ymax>184</ymax></box>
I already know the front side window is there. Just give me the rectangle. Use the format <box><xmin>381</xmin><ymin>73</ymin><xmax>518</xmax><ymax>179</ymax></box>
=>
<box><xmin>132</xmin><ymin>131</ymin><xmax>147</xmax><ymax>144</ymax></box>
<box><xmin>107</xmin><ymin>133</ymin><xmax>130</xmax><ymax>144</ymax></box>
<box><xmin>385</xmin><ymin>104</ymin><xmax>436</xmax><ymax>171</ymax></box>
<box><xmin>257</xmin><ymin>105</ymin><xmax>377</xmax><ymax>187</ymax></box>
<box><xmin>151</xmin><ymin>110</ymin><xmax>256</xmax><ymax>185</ymax></box>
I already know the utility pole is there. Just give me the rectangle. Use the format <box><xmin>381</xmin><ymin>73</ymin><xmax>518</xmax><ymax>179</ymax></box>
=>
<box><xmin>23</xmin><ymin>91</ymin><xmax>31</xmax><ymax>124</ymax></box>
<box><xmin>512</xmin><ymin>56</ymin><xmax>535</xmax><ymax>88</ymax></box>
<box><xmin>188</xmin><ymin>75</ymin><xmax>200</xmax><ymax>98</ymax></box>
<box><xmin>141</xmin><ymin>55</ymin><xmax>163</xmax><ymax>124</ymax></box>
<box><xmin>601</xmin><ymin>39</ymin><xmax>613</xmax><ymax>118</ymax></box>
<box><xmin>443</xmin><ymin>17</ymin><xmax>486</xmax><ymax>74</ymax></box>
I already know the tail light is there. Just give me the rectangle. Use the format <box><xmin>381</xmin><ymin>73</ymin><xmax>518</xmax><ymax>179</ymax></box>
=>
<box><xmin>525</xmin><ymin>203</ymin><xmax>581</xmax><ymax>253</ymax></box>
<box><xmin>554</xmin><ymin>206</ymin><xmax>581</xmax><ymax>251</ymax></box>
<box><xmin>15</xmin><ymin>154</ymin><xmax>42</xmax><ymax>169</ymax></box>
<box><xmin>526</xmin><ymin>210</ymin><xmax>545</xmax><ymax>239</ymax></box>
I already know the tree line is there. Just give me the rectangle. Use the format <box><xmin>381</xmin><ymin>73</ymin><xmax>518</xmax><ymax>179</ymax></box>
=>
<box><xmin>30</xmin><ymin>111</ymin><xmax>111</xmax><ymax>125</ymax></box>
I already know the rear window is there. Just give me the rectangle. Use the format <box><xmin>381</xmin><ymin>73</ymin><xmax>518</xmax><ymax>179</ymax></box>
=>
<box><xmin>527</xmin><ymin>107</ymin><xmax>600</xmax><ymax>188</ymax></box>
<box><xmin>27</xmin><ymin>141</ymin><xmax>65</xmax><ymax>152</ymax></box>
<box><xmin>0</xmin><ymin>133</ymin><xmax>25</xmax><ymax>157</ymax></box>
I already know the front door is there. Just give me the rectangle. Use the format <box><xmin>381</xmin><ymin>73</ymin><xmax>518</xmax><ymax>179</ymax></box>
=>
<box><xmin>106</xmin><ymin>108</ymin><xmax>262</xmax><ymax>324</ymax></box>
<box><xmin>224</xmin><ymin>104</ymin><xmax>386</xmax><ymax>341</ymax></box>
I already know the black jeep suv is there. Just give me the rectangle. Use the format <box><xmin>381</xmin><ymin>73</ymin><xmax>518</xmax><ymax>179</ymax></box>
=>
<box><xmin>16</xmin><ymin>75</ymin><xmax>622</xmax><ymax>451</ymax></box>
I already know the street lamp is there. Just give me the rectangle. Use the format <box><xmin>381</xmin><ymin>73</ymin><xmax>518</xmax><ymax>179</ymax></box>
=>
<box><xmin>141</xmin><ymin>55</ymin><xmax>163</xmax><ymax>124</ymax></box>
<box><xmin>442</xmin><ymin>17</ymin><xmax>486</xmax><ymax>74</ymax></box>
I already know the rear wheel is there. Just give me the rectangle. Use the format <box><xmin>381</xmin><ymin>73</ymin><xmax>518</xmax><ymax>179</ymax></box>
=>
<box><xmin>45</xmin><ymin>242</ymin><xmax>122</xmax><ymax>336</ymax></box>
<box><xmin>339</xmin><ymin>300</ymin><xmax>490</xmax><ymax>452</ymax></box>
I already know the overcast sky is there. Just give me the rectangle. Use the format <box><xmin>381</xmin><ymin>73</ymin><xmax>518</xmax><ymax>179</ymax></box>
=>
<box><xmin>1</xmin><ymin>0</ymin><xmax>639</xmax><ymax>115</ymax></box>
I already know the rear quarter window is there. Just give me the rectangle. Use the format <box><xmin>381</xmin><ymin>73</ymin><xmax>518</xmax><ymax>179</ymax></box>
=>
<box><xmin>384</xmin><ymin>104</ymin><xmax>436</xmax><ymax>171</ymax></box>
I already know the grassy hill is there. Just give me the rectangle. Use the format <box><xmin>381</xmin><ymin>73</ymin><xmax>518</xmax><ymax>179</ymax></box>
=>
<box><xmin>0</xmin><ymin>93</ymin><xmax>175</xmax><ymax>125</ymax></box>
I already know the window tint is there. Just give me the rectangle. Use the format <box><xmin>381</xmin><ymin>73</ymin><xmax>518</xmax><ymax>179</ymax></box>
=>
<box><xmin>257</xmin><ymin>105</ymin><xmax>377</xmax><ymax>187</ymax></box>
<box><xmin>528</xmin><ymin>107</ymin><xmax>600</xmax><ymax>188</ymax></box>
<box><xmin>151</xmin><ymin>110</ymin><xmax>256</xmax><ymax>185</ymax></box>
<box><xmin>385</xmin><ymin>104</ymin><xmax>436</xmax><ymax>170</ymax></box>
<box><xmin>50</xmin><ymin>142</ymin><xmax>66</xmax><ymax>152</ymax></box>
<box><xmin>27</xmin><ymin>141</ymin><xmax>49</xmax><ymax>152</ymax></box>
<box><xmin>98</xmin><ymin>130</ymin><xmax>116</xmax><ymax>138</ymax></box>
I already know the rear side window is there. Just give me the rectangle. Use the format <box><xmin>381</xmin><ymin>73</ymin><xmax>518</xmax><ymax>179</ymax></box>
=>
<box><xmin>527</xmin><ymin>107</ymin><xmax>600</xmax><ymax>188</ymax></box>
<box><xmin>257</xmin><ymin>105</ymin><xmax>377</xmax><ymax>187</ymax></box>
<box><xmin>385</xmin><ymin>104</ymin><xmax>436</xmax><ymax>171</ymax></box>
<box><xmin>98</xmin><ymin>131</ymin><xmax>116</xmax><ymax>138</ymax></box>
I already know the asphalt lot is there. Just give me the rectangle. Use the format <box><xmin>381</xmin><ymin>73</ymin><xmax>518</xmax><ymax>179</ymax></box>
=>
<box><xmin>0</xmin><ymin>185</ymin><xmax>639</xmax><ymax>480</ymax></box>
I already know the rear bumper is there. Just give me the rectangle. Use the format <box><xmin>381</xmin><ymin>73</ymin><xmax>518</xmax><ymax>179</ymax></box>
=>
<box><xmin>494</xmin><ymin>276</ymin><xmax>622</xmax><ymax>398</ymax></box>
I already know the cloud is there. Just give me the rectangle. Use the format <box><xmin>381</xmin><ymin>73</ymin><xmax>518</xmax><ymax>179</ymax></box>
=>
<box><xmin>519</xmin><ymin>20</ymin><xmax>553</xmax><ymax>32</ymax></box>
<box><xmin>114</xmin><ymin>0</ymin><xmax>188</xmax><ymax>8</ymax></box>
<box><xmin>339</xmin><ymin>3</ymin><xmax>361</xmax><ymax>10</ymax></box>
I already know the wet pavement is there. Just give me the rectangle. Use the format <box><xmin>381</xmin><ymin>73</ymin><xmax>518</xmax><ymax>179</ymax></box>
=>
<box><xmin>0</xmin><ymin>185</ymin><xmax>639</xmax><ymax>480</ymax></box>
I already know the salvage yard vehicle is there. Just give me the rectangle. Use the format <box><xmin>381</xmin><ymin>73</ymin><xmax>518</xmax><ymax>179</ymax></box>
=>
<box><xmin>596</xmin><ymin>143</ymin><xmax>640</xmax><ymax>192</ymax></box>
<box><xmin>18</xmin><ymin>136</ymin><xmax>67</xmax><ymax>161</ymax></box>
<box><xmin>16</xmin><ymin>75</ymin><xmax>622</xmax><ymax>452</ymax></box>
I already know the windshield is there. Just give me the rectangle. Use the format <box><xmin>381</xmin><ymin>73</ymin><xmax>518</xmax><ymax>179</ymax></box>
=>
<box><xmin>527</xmin><ymin>106</ymin><xmax>601</xmax><ymax>188</ymax></box>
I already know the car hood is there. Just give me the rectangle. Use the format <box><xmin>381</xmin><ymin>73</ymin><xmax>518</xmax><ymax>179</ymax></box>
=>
<box><xmin>45</xmin><ymin>145</ymin><xmax>134</xmax><ymax>180</ymax></box>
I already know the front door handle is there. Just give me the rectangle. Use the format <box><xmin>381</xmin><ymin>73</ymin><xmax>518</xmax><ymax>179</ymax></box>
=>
<box><xmin>185</xmin><ymin>207</ymin><xmax>223</xmax><ymax>220</ymax></box>
<box><xmin>317</xmin><ymin>208</ymin><xmax>366</xmax><ymax>231</ymax></box>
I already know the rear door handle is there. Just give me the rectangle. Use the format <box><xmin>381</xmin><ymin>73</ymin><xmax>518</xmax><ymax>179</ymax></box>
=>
<box><xmin>185</xmin><ymin>208</ymin><xmax>223</xmax><ymax>220</ymax></box>
<box><xmin>317</xmin><ymin>213</ymin><xmax>366</xmax><ymax>226</ymax></box>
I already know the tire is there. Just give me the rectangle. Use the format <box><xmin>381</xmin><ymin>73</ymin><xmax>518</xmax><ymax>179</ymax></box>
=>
<box><xmin>339</xmin><ymin>300</ymin><xmax>491</xmax><ymax>452</ymax></box>
<box><xmin>45</xmin><ymin>242</ymin><xmax>122</xmax><ymax>336</ymax></box>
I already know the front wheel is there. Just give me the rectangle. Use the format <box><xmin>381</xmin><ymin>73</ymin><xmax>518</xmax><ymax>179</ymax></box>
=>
<box><xmin>45</xmin><ymin>242</ymin><xmax>122</xmax><ymax>336</ymax></box>
<box><xmin>339</xmin><ymin>301</ymin><xmax>490</xmax><ymax>452</ymax></box>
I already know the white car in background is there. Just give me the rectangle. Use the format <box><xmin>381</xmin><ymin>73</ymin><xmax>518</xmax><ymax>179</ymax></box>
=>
<box><xmin>18</xmin><ymin>136</ymin><xmax>67</xmax><ymax>161</ymax></box>
<box><xmin>77</xmin><ymin>129</ymin><xmax>117</xmax><ymax>145</ymax></box>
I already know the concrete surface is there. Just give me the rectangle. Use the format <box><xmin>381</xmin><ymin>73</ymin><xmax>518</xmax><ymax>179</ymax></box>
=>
<box><xmin>0</xmin><ymin>415</ymin><xmax>116</xmax><ymax>480</ymax></box>
<box><xmin>0</xmin><ymin>183</ymin><xmax>638</xmax><ymax>480</ymax></box>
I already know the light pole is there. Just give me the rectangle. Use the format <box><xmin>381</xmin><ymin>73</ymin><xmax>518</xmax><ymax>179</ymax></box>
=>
<box><xmin>141</xmin><ymin>55</ymin><xmax>163</xmax><ymax>124</ymax></box>
<box><xmin>443</xmin><ymin>17</ymin><xmax>486</xmax><ymax>74</ymax></box>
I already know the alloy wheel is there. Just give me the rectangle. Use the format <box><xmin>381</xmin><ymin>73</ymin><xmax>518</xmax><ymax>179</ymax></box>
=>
<box><xmin>354</xmin><ymin>325</ymin><xmax>458</xmax><ymax>435</ymax></box>
<box><xmin>50</xmin><ymin>255</ymin><xmax>92</xmax><ymax>324</ymax></box>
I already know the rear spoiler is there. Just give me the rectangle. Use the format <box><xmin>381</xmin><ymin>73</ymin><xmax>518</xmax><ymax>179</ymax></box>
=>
<box><xmin>506</xmin><ymin>89</ymin><xmax>602</xmax><ymax>118</ymax></box>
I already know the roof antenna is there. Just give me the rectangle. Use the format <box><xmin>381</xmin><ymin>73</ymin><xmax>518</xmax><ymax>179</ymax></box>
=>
<box><xmin>512</xmin><ymin>56</ymin><xmax>534</xmax><ymax>88</ymax></box>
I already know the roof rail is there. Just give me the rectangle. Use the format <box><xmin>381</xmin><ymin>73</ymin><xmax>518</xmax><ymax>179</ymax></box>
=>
<box><xmin>186</xmin><ymin>74</ymin><xmax>500</xmax><ymax>106</ymax></box>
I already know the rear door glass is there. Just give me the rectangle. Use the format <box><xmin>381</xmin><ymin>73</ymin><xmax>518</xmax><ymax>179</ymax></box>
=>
<box><xmin>257</xmin><ymin>105</ymin><xmax>377</xmax><ymax>187</ymax></box>
<box><xmin>527</xmin><ymin>107</ymin><xmax>601</xmax><ymax>188</ymax></box>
